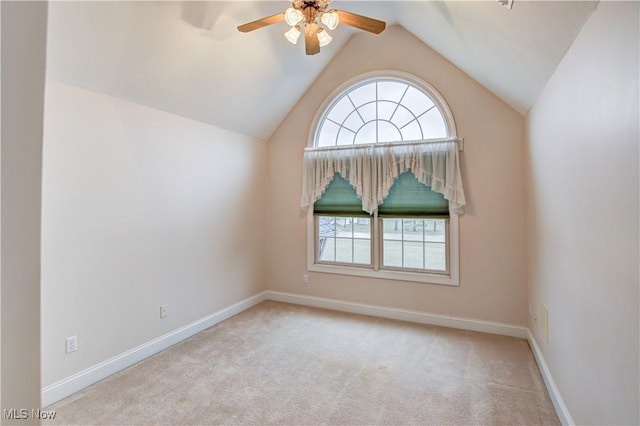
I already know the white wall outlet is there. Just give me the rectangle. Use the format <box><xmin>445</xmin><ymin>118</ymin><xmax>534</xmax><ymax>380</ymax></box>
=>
<box><xmin>302</xmin><ymin>274</ymin><xmax>309</xmax><ymax>284</ymax></box>
<box><xmin>160</xmin><ymin>304</ymin><xmax>168</xmax><ymax>318</ymax></box>
<box><xmin>65</xmin><ymin>336</ymin><xmax>77</xmax><ymax>354</ymax></box>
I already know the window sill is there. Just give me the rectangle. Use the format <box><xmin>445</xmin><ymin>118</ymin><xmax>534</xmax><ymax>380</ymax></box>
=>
<box><xmin>307</xmin><ymin>263</ymin><xmax>459</xmax><ymax>286</ymax></box>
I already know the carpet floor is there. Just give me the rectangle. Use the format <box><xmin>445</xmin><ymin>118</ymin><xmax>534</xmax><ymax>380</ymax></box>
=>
<box><xmin>49</xmin><ymin>301</ymin><xmax>559</xmax><ymax>425</ymax></box>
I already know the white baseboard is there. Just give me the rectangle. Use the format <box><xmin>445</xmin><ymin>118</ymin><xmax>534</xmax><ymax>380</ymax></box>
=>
<box><xmin>527</xmin><ymin>329</ymin><xmax>575</xmax><ymax>425</ymax></box>
<box><xmin>265</xmin><ymin>291</ymin><xmax>529</xmax><ymax>339</ymax></box>
<box><xmin>43</xmin><ymin>289</ymin><xmax>570</xmax><ymax>426</ymax></box>
<box><xmin>41</xmin><ymin>291</ymin><xmax>268</xmax><ymax>407</ymax></box>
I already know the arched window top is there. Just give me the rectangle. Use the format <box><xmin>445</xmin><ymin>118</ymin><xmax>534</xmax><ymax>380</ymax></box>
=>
<box><xmin>312</xmin><ymin>71</ymin><xmax>457</xmax><ymax>148</ymax></box>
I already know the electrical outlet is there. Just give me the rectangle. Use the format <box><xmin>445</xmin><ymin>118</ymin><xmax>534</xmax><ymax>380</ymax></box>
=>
<box><xmin>302</xmin><ymin>274</ymin><xmax>309</xmax><ymax>284</ymax></box>
<box><xmin>160</xmin><ymin>305</ymin><xmax>168</xmax><ymax>319</ymax></box>
<box><xmin>66</xmin><ymin>336</ymin><xmax>77</xmax><ymax>354</ymax></box>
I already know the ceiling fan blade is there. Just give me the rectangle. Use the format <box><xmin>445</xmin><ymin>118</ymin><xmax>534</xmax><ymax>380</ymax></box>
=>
<box><xmin>335</xmin><ymin>10</ymin><xmax>386</xmax><ymax>34</ymax></box>
<box><xmin>305</xmin><ymin>23</ymin><xmax>320</xmax><ymax>55</ymax></box>
<box><xmin>237</xmin><ymin>13</ymin><xmax>285</xmax><ymax>33</ymax></box>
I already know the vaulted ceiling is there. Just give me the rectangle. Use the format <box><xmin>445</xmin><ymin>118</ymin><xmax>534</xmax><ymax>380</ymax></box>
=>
<box><xmin>46</xmin><ymin>1</ymin><xmax>597</xmax><ymax>140</ymax></box>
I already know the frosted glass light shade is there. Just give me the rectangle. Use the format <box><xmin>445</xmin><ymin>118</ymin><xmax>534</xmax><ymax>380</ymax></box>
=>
<box><xmin>317</xmin><ymin>28</ymin><xmax>332</xmax><ymax>47</ymax></box>
<box><xmin>284</xmin><ymin>26</ymin><xmax>301</xmax><ymax>44</ymax></box>
<box><xmin>285</xmin><ymin>7</ymin><xmax>304</xmax><ymax>26</ymax></box>
<box><xmin>321</xmin><ymin>11</ymin><xmax>339</xmax><ymax>30</ymax></box>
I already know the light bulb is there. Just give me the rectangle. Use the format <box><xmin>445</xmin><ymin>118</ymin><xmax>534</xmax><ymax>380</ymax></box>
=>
<box><xmin>320</xmin><ymin>10</ymin><xmax>339</xmax><ymax>30</ymax></box>
<box><xmin>284</xmin><ymin>26</ymin><xmax>301</xmax><ymax>45</ymax></box>
<box><xmin>317</xmin><ymin>28</ymin><xmax>332</xmax><ymax>47</ymax></box>
<box><xmin>284</xmin><ymin>7</ymin><xmax>304</xmax><ymax>26</ymax></box>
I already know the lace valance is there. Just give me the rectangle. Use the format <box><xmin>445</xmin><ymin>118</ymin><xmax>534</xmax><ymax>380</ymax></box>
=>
<box><xmin>300</xmin><ymin>139</ymin><xmax>466</xmax><ymax>215</ymax></box>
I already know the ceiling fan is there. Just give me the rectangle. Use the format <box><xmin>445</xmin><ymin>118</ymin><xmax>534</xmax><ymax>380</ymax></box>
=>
<box><xmin>237</xmin><ymin>0</ymin><xmax>386</xmax><ymax>55</ymax></box>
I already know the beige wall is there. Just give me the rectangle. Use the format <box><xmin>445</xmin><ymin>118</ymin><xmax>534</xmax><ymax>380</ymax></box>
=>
<box><xmin>1</xmin><ymin>0</ymin><xmax>48</xmax><ymax>419</ymax></box>
<box><xmin>267</xmin><ymin>26</ymin><xmax>528</xmax><ymax>325</ymax></box>
<box><xmin>41</xmin><ymin>81</ymin><xmax>267</xmax><ymax>386</ymax></box>
<box><xmin>525</xmin><ymin>2</ymin><xmax>639</xmax><ymax>424</ymax></box>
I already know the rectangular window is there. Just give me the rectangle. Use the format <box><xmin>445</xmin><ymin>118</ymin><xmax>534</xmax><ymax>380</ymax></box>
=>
<box><xmin>314</xmin><ymin>215</ymin><xmax>448</xmax><ymax>273</ymax></box>
<box><xmin>310</xmin><ymin>172</ymin><xmax>458</xmax><ymax>285</ymax></box>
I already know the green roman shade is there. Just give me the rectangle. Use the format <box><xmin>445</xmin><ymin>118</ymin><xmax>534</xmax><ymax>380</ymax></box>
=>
<box><xmin>313</xmin><ymin>173</ymin><xmax>365</xmax><ymax>215</ymax></box>
<box><xmin>378</xmin><ymin>172</ymin><xmax>449</xmax><ymax>217</ymax></box>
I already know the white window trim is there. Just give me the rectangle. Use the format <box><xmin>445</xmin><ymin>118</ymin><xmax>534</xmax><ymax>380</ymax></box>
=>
<box><xmin>307</xmin><ymin>210</ymin><xmax>460</xmax><ymax>286</ymax></box>
<box><xmin>306</xmin><ymin>70</ymin><xmax>461</xmax><ymax>286</ymax></box>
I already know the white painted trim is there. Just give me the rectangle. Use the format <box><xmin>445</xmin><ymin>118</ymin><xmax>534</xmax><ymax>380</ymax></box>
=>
<box><xmin>265</xmin><ymin>291</ymin><xmax>528</xmax><ymax>339</ymax></box>
<box><xmin>41</xmin><ymin>291</ymin><xmax>267</xmax><ymax>407</ymax></box>
<box><xmin>527</xmin><ymin>329</ymin><xmax>575</xmax><ymax>425</ymax></box>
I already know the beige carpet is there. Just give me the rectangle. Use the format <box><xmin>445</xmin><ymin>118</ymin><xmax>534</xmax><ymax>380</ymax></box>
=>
<box><xmin>49</xmin><ymin>301</ymin><xmax>559</xmax><ymax>425</ymax></box>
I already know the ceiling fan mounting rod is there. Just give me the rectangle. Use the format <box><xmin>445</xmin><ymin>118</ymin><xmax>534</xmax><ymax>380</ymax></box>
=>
<box><xmin>293</xmin><ymin>0</ymin><xmax>332</xmax><ymax>15</ymax></box>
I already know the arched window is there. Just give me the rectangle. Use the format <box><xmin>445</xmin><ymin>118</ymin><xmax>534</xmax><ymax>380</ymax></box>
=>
<box><xmin>302</xmin><ymin>71</ymin><xmax>464</xmax><ymax>286</ymax></box>
<box><xmin>313</xmin><ymin>73</ymin><xmax>456</xmax><ymax>147</ymax></box>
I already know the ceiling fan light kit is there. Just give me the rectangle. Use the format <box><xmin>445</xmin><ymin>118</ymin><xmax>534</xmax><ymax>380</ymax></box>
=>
<box><xmin>285</xmin><ymin>25</ymin><xmax>302</xmax><ymax>44</ymax></box>
<box><xmin>237</xmin><ymin>0</ymin><xmax>386</xmax><ymax>56</ymax></box>
<box><xmin>321</xmin><ymin>10</ymin><xmax>340</xmax><ymax>31</ymax></box>
<box><xmin>317</xmin><ymin>28</ymin><xmax>332</xmax><ymax>47</ymax></box>
<box><xmin>285</xmin><ymin>7</ymin><xmax>304</xmax><ymax>26</ymax></box>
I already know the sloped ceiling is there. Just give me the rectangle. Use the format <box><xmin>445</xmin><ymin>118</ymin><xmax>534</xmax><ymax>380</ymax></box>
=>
<box><xmin>46</xmin><ymin>1</ymin><xmax>597</xmax><ymax>140</ymax></box>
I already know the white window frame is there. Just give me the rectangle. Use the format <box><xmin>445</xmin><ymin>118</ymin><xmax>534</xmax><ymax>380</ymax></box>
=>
<box><xmin>307</xmin><ymin>210</ymin><xmax>459</xmax><ymax>286</ymax></box>
<box><xmin>306</xmin><ymin>70</ymin><xmax>461</xmax><ymax>286</ymax></box>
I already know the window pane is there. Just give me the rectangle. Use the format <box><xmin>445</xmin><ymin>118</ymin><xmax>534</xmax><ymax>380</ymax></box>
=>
<box><xmin>418</xmin><ymin>108</ymin><xmax>447</xmax><ymax>139</ymax></box>
<box><xmin>383</xmin><ymin>240</ymin><xmax>402</xmax><ymax>267</ymax></box>
<box><xmin>383</xmin><ymin>219</ymin><xmax>403</xmax><ymax>240</ymax></box>
<box><xmin>400</xmin><ymin>120</ymin><xmax>422</xmax><ymax>141</ymax></box>
<box><xmin>390</xmin><ymin>105</ymin><xmax>415</xmax><ymax>129</ymax></box>
<box><xmin>403</xmin><ymin>219</ymin><xmax>424</xmax><ymax>242</ymax></box>
<box><xmin>403</xmin><ymin>241</ymin><xmax>424</xmax><ymax>269</ymax></box>
<box><xmin>317</xmin><ymin>120</ymin><xmax>340</xmax><ymax>147</ymax></box>
<box><xmin>358</xmin><ymin>102</ymin><xmax>376</xmax><ymax>123</ymax></box>
<box><xmin>377</xmin><ymin>121</ymin><xmax>402</xmax><ymax>143</ymax></box>
<box><xmin>402</xmin><ymin>86</ymin><xmax>433</xmax><ymax>116</ymax></box>
<box><xmin>335</xmin><ymin>238</ymin><xmax>353</xmax><ymax>263</ymax></box>
<box><xmin>425</xmin><ymin>219</ymin><xmax>446</xmax><ymax>242</ymax></box>
<box><xmin>353</xmin><ymin>217</ymin><xmax>370</xmax><ymax>237</ymax></box>
<box><xmin>377</xmin><ymin>100</ymin><xmax>396</xmax><ymax>121</ymax></box>
<box><xmin>335</xmin><ymin>217</ymin><xmax>352</xmax><ymax>236</ymax></box>
<box><xmin>343</xmin><ymin>111</ymin><xmax>364</xmax><ymax>132</ymax></box>
<box><xmin>337</xmin><ymin>127</ymin><xmax>355</xmax><ymax>146</ymax></box>
<box><xmin>349</xmin><ymin>83</ymin><xmax>376</xmax><ymax>107</ymax></box>
<box><xmin>354</xmin><ymin>121</ymin><xmax>377</xmax><ymax>145</ymax></box>
<box><xmin>425</xmin><ymin>242</ymin><xmax>446</xmax><ymax>271</ymax></box>
<box><xmin>327</xmin><ymin>96</ymin><xmax>354</xmax><ymax>123</ymax></box>
<box><xmin>318</xmin><ymin>216</ymin><xmax>335</xmax><ymax>237</ymax></box>
<box><xmin>319</xmin><ymin>237</ymin><xmax>335</xmax><ymax>262</ymax></box>
<box><xmin>353</xmin><ymin>239</ymin><xmax>371</xmax><ymax>264</ymax></box>
<box><xmin>377</xmin><ymin>81</ymin><xmax>407</xmax><ymax>102</ymax></box>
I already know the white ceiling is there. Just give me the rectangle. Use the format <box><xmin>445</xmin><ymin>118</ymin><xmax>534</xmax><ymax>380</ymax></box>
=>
<box><xmin>46</xmin><ymin>1</ymin><xmax>597</xmax><ymax>140</ymax></box>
